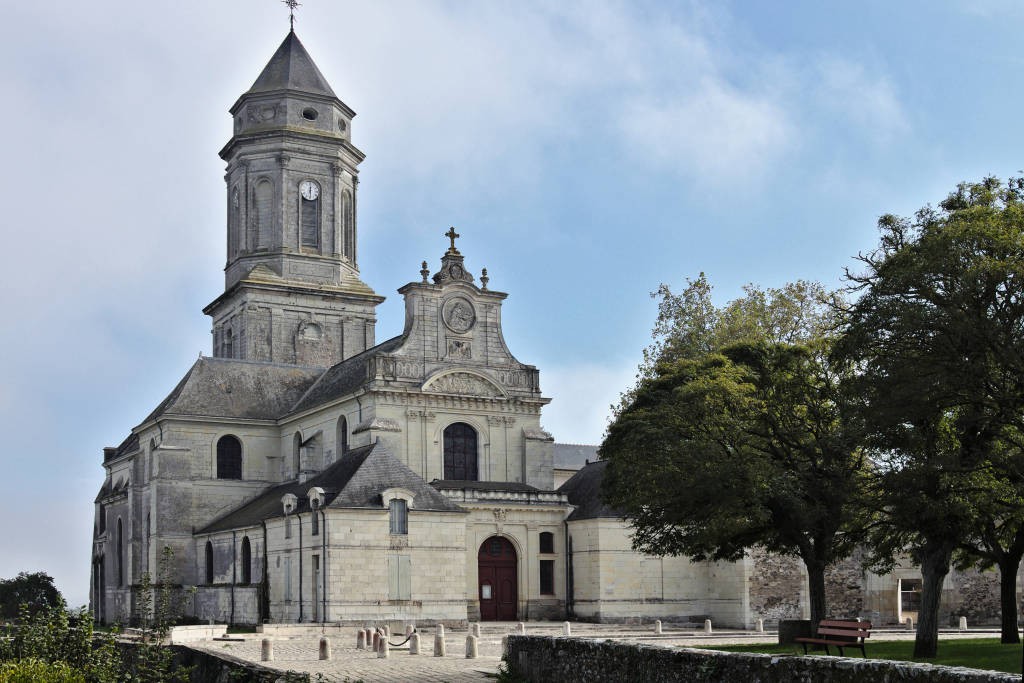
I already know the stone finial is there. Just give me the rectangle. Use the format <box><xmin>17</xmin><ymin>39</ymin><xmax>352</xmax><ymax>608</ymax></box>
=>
<box><xmin>261</xmin><ymin>638</ymin><xmax>274</xmax><ymax>662</ymax></box>
<box><xmin>318</xmin><ymin>636</ymin><xmax>331</xmax><ymax>660</ymax></box>
<box><xmin>409</xmin><ymin>632</ymin><xmax>420</xmax><ymax>655</ymax></box>
<box><xmin>480</xmin><ymin>268</ymin><xmax>489</xmax><ymax>290</ymax></box>
<box><xmin>466</xmin><ymin>634</ymin><xmax>479</xmax><ymax>659</ymax></box>
<box><xmin>356</xmin><ymin>631</ymin><xmax>366</xmax><ymax>649</ymax></box>
<box><xmin>445</xmin><ymin>226</ymin><xmax>461</xmax><ymax>253</ymax></box>
<box><xmin>420</xmin><ymin>261</ymin><xmax>430</xmax><ymax>283</ymax></box>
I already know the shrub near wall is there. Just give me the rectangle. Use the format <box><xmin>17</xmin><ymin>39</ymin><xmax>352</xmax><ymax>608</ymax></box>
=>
<box><xmin>503</xmin><ymin>636</ymin><xmax>1020</xmax><ymax>683</ymax></box>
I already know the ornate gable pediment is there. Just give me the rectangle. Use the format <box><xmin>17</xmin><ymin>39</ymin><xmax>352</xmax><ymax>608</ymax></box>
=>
<box><xmin>422</xmin><ymin>371</ymin><xmax>506</xmax><ymax>398</ymax></box>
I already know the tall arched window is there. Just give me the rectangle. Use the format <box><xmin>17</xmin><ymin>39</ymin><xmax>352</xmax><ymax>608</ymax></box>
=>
<box><xmin>240</xmin><ymin>537</ymin><xmax>252</xmax><ymax>585</ymax></box>
<box><xmin>299</xmin><ymin>181</ymin><xmax>320</xmax><ymax>249</ymax></box>
<box><xmin>216</xmin><ymin>435</ymin><xmax>243</xmax><ymax>479</ymax></box>
<box><xmin>341</xmin><ymin>189</ymin><xmax>353</xmax><ymax>260</ymax></box>
<box><xmin>292</xmin><ymin>432</ymin><xmax>303</xmax><ymax>478</ymax></box>
<box><xmin>443</xmin><ymin>422</ymin><xmax>478</xmax><ymax>481</ymax></box>
<box><xmin>336</xmin><ymin>416</ymin><xmax>348</xmax><ymax>457</ymax></box>
<box><xmin>254</xmin><ymin>179</ymin><xmax>273</xmax><ymax>249</ymax></box>
<box><xmin>205</xmin><ymin>541</ymin><xmax>214</xmax><ymax>585</ymax></box>
<box><xmin>116</xmin><ymin>519</ymin><xmax>124</xmax><ymax>586</ymax></box>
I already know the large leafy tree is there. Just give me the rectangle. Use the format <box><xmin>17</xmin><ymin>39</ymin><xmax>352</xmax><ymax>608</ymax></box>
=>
<box><xmin>839</xmin><ymin>177</ymin><xmax>1024</xmax><ymax>654</ymax></box>
<box><xmin>602</xmin><ymin>279</ymin><xmax>869</xmax><ymax>628</ymax></box>
<box><xmin>0</xmin><ymin>572</ymin><xmax>62</xmax><ymax>620</ymax></box>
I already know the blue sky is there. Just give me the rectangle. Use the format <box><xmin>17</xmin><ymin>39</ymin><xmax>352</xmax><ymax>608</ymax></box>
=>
<box><xmin>1</xmin><ymin>0</ymin><xmax>1021</xmax><ymax>607</ymax></box>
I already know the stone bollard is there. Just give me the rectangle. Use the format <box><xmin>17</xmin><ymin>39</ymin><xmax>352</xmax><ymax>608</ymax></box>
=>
<box><xmin>959</xmin><ymin>616</ymin><xmax>968</xmax><ymax>631</ymax></box>
<box><xmin>356</xmin><ymin>630</ymin><xmax>366</xmax><ymax>650</ymax></box>
<box><xmin>318</xmin><ymin>636</ymin><xmax>331</xmax><ymax>661</ymax></box>
<box><xmin>517</xmin><ymin>622</ymin><xmax>526</xmax><ymax>635</ymax></box>
<box><xmin>378</xmin><ymin>637</ymin><xmax>390</xmax><ymax>659</ymax></box>
<box><xmin>383</xmin><ymin>625</ymin><xmax>391</xmax><ymax>638</ymax></box>
<box><xmin>260</xmin><ymin>638</ymin><xmax>273</xmax><ymax>662</ymax></box>
<box><xmin>434</xmin><ymin>625</ymin><xmax>447</xmax><ymax>657</ymax></box>
<box><xmin>756</xmin><ymin>618</ymin><xmax>764</xmax><ymax>633</ymax></box>
<box><xmin>472</xmin><ymin>622</ymin><xmax>481</xmax><ymax>637</ymax></box>
<box><xmin>466</xmin><ymin>634</ymin><xmax>478</xmax><ymax>659</ymax></box>
<box><xmin>563</xmin><ymin>621</ymin><xmax>571</xmax><ymax>636</ymax></box>
<box><xmin>905</xmin><ymin>617</ymin><xmax>914</xmax><ymax>630</ymax></box>
<box><xmin>654</xmin><ymin>620</ymin><xmax>662</xmax><ymax>635</ymax></box>
<box><xmin>406</xmin><ymin>624</ymin><xmax>415</xmax><ymax>637</ymax></box>
<box><xmin>704</xmin><ymin>619</ymin><xmax>713</xmax><ymax>634</ymax></box>
<box><xmin>372</xmin><ymin>631</ymin><xmax>380</xmax><ymax>651</ymax></box>
<box><xmin>410</xmin><ymin>632</ymin><xmax>420</xmax><ymax>655</ymax></box>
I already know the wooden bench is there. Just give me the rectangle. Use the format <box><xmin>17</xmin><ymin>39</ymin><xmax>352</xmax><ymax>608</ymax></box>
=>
<box><xmin>795</xmin><ymin>619</ymin><xmax>871</xmax><ymax>657</ymax></box>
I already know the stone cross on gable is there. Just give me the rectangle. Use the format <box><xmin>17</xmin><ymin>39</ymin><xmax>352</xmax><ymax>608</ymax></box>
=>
<box><xmin>283</xmin><ymin>0</ymin><xmax>301</xmax><ymax>30</ymax></box>
<box><xmin>445</xmin><ymin>226</ymin><xmax>460</xmax><ymax>252</ymax></box>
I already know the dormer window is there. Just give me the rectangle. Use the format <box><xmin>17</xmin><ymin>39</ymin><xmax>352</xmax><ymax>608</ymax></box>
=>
<box><xmin>299</xmin><ymin>180</ymin><xmax>320</xmax><ymax>249</ymax></box>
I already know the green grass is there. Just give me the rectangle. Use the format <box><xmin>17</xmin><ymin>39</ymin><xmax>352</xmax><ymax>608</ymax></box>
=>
<box><xmin>709</xmin><ymin>638</ymin><xmax>1023</xmax><ymax>674</ymax></box>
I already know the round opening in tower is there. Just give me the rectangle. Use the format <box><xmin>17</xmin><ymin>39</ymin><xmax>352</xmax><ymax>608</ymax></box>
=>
<box><xmin>302</xmin><ymin>107</ymin><xmax>319</xmax><ymax>121</ymax></box>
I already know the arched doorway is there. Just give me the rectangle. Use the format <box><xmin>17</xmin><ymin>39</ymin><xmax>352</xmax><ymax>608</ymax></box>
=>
<box><xmin>478</xmin><ymin>536</ymin><xmax>517</xmax><ymax>621</ymax></box>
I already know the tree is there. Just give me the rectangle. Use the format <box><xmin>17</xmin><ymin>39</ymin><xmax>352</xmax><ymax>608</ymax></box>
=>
<box><xmin>0</xmin><ymin>572</ymin><xmax>62</xmax><ymax>620</ymax></box>
<box><xmin>602</xmin><ymin>278</ymin><xmax>869</xmax><ymax>628</ymax></box>
<box><xmin>839</xmin><ymin>177</ymin><xmax>1024</xmax><ymax>654</ymax></box>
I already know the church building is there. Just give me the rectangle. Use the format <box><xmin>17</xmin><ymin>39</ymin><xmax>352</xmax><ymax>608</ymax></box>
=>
<box><xmin>91</xmin><ymin>30</ymin><xmax>998</xmax><ymax>630</ymax></box>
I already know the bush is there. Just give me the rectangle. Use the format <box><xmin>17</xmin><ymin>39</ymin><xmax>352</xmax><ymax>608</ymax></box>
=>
<box><xmin>0</xmin><ymin>658</ymin><xmax>86</xmax><ymax>683</ymax></box>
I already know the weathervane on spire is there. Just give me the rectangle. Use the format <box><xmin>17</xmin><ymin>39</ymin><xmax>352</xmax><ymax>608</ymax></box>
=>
<box><xmin>283</xmin><ymin>0</ymin><xmax>301</xmax><ymax>31</ymax></box>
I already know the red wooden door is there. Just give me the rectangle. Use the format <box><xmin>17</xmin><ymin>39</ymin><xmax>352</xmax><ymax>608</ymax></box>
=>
<box><xmin>478</xmin><ymin>537</ymin><xmax>517</xmax><ymax>621</ymax></box>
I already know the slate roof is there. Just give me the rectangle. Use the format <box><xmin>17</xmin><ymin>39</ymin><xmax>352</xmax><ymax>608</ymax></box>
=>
<box><xmin>553</xmin><ymin>443</ymin><xmax>599</xmax><ymax>470</ymax></box>
<box><xmin>558</xmin><ymin>460</ymin><xmax>621</xmax><ymax>522</ymax></box>
<box><xmin>288</xmin><ymin>335</ymin><xmax>404</xmax><ymax>416</ymax></box>
<box><xmin>142</xmin><ymin>356</ymin><xmax>323</xmax><ymax>423</ymax></box>
<box><xmin>430</xmin><ymin>480</ymin><xmax>542</xmax><ymax>493</ymax></box>
<box><xmin>199</xmin><ymin>442</ymin><xmax>464</xmax><ymax>534</ymax></box>
<box><xmin>248</xmin><ymin>31</ymin><xmax>337</xmax><ymax>98</ymax></box>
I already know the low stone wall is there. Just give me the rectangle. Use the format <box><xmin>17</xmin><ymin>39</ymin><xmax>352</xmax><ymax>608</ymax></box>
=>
<box><xmin>117</xmin><ymin>642</ymin><xmax>306</xmax><ymax>682</ymax></box>
<box><xmin>503</xmin><ymin>636</ymin><xmax>1020</xmax><ymax>683</ymax></box>
<box><xmin>169</xmin><ymin>624</ymin><xmax>228</xmax><ymax>643</ymax></box>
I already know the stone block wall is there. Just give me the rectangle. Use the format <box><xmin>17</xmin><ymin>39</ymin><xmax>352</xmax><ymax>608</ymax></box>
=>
<box><xmin>503</xmin><ymin>636</ymin><xmax>1020</xmax><ymax>683</ymax></box>
<box><xmin>747</xmin><ymin>547</ymin><xmax>805</xmax><ymax>623</ymax></box>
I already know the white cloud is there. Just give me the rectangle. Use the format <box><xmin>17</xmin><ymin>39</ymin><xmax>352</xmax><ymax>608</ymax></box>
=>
<box><xmin>812</xmin><ymin>57</ymin><xmax>908</xmax><ymax>141</ymax></box>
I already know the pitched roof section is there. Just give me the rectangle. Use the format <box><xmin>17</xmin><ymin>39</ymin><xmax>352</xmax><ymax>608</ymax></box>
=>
<box><xmin>288</xmin><ymin>335</ymin><xmax>405</xmax><ymax>415</ymax></box>
<box><xmin>558</xmin><ymin>460</ymin><xmax>622</xmax><ymax>521</ymax></box>
<box><xmin>143</xmin><ymin>357</ymin><xmax>323</xmax><ymax>423</ymax></box>
<box><xmin>553</xmin><ymin>443</ymin><xmax>599</xmax><ymax>470</ymax></box>
<box><xmin>198</xmin><ymin>442</ymin><xmax>463</xmax><ymax>534</ymax></box>
<box><xmin>248</xmin><ymin>31</ymin><xmax>337</xmax><ymax>98</ymax></box>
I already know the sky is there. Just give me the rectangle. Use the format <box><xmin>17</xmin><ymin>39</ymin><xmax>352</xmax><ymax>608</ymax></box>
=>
<box><xmin>1</xmin><ymin>0</ymin><xmax>1022</xmax><ymax>607</ymax></box>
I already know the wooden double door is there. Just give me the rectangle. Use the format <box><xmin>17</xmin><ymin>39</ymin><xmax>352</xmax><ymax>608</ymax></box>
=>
<box><xmin>478</xmin><ymin>536</ymin><xmax>517</xmax><ymax>621</ymax></box>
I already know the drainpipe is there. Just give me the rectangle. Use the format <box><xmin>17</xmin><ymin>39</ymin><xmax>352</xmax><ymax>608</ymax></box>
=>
<box><xmin>321</xmin><ymin>506</ymin><xmax>328</xmax><ymax>624</ymax></box>
<box><xmin>297</xmin><ymin>514</ymin><xmax>304</xmax><ymax>623</ymax></box>
<box><xmin>230</xmin><ymin>531</ymin><xmax>237</xmax><ymax>626</ymax></box>
<box><xmin>260</xmin><ymin>521</ymin><xmax>269</xmax><ymax>624</ymax></box>
<box><xmin>564</xmin><ymin>520</ymin><xmax>573</xmax><ymax>619</ymax></box>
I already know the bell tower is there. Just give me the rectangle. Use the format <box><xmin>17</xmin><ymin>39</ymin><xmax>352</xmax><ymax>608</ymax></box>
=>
<box><xmin>204</xmin><ymin>31</ymin><xmax>383</xmax><ymax>367</ymax></box>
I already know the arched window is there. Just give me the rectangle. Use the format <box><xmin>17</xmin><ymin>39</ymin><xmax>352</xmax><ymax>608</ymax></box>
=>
<box><xmin>389</xmin><ymin>499</ymin><xmax>408</xmax><ymax>535</ymax></box>
<box><xmin>254</xmin><ymin>179</ymin><xmax>273</xmax><ymax>249</ymax></box>
<box><xmin>116</xmin><ymin>519</ymin><xmax>124</xmax><ymax>586</ymax></box>
<box><xmin>336</xmin><ymin>415</ymin><xmax>348</xmax><ymax>457</ymax></box>
<box><xmin>292</xmin><ymin>432</ymin><xmax>302</xmax><ymax>478</ymax></box>
<box><xmin>240</xmin><ymin>537</ymin><xmax>252</xmax><ymax>585</ymax></box>
<box><xmin>223</xmin><ymin>328</ymin><xmax>234</xmax><ymax>359</ymax></box>
<box><xmin>341</xmin><ymin>189</ymin><xmax>354</xmax><ymax>260</ymax></box>
<box><xmin>443</xmin><ymin>422</ymin><xmax>478</xmax><ymax>481</ymax></box>
<box><xmin>98</xmin><ymin>504</ymin><xmax>106</xmax><ymax>534</ymax></box>
<box><xmin>299</xmin><ymin>181</ymin><xmax>320</xmax><ymax>249</ymax></box>
<box><xmin>216</xmin><ymin>435</ymin><xmax>243</xmax><ymax>479</ymax></box>
<box><xmin>205</xmin><ymin>541</ymin><xmax>214</xmax><ymax>585</ymax></box>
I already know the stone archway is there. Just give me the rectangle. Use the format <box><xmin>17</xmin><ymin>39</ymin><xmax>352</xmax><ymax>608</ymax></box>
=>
<box><xmin>478</xmin><ymin>536</ymin><xmax>517</xmax><ymax>621</ymax></box>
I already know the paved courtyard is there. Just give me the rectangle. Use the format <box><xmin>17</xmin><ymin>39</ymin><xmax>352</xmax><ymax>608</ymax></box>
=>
<box><xmin>186</xmin><ymin>621</ymin><xmax>1005</xmax><ymax>682</ymax></box>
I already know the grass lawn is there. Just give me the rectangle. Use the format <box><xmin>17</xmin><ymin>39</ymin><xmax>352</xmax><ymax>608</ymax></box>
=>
<box><xmin>709</xmin><ymin>638</ymin><xmax>1023</xmax><ymax>675</ymax></box>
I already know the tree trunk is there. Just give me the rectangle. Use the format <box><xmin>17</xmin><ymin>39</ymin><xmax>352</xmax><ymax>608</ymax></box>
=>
<box><xmin>914</xmin><ymin>542</ymin><xmax>953</xmax><ymax>658</ymax></box>
<box><xmin>997</xmin><ymin>553</ymin><xmax>1023</xmax><ymax>644</ymax></box>
<box><xmin>806</xmin><ymin>561</ymin><xmax>827</xmax><ymax>631</ymax></box>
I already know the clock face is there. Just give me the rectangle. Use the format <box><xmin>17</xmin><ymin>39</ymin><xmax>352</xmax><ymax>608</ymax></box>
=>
<box><xmin>299</xmin><ymin>181</ymin><xmax>320</xmax><ymax>201</ymax></box>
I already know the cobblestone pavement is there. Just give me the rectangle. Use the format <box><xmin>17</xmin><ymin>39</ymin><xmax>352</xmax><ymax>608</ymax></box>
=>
<box><xmin>187</xmin><ymin>622</ymin><xmax>1007</xmax><ymax>682</ymax></box>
